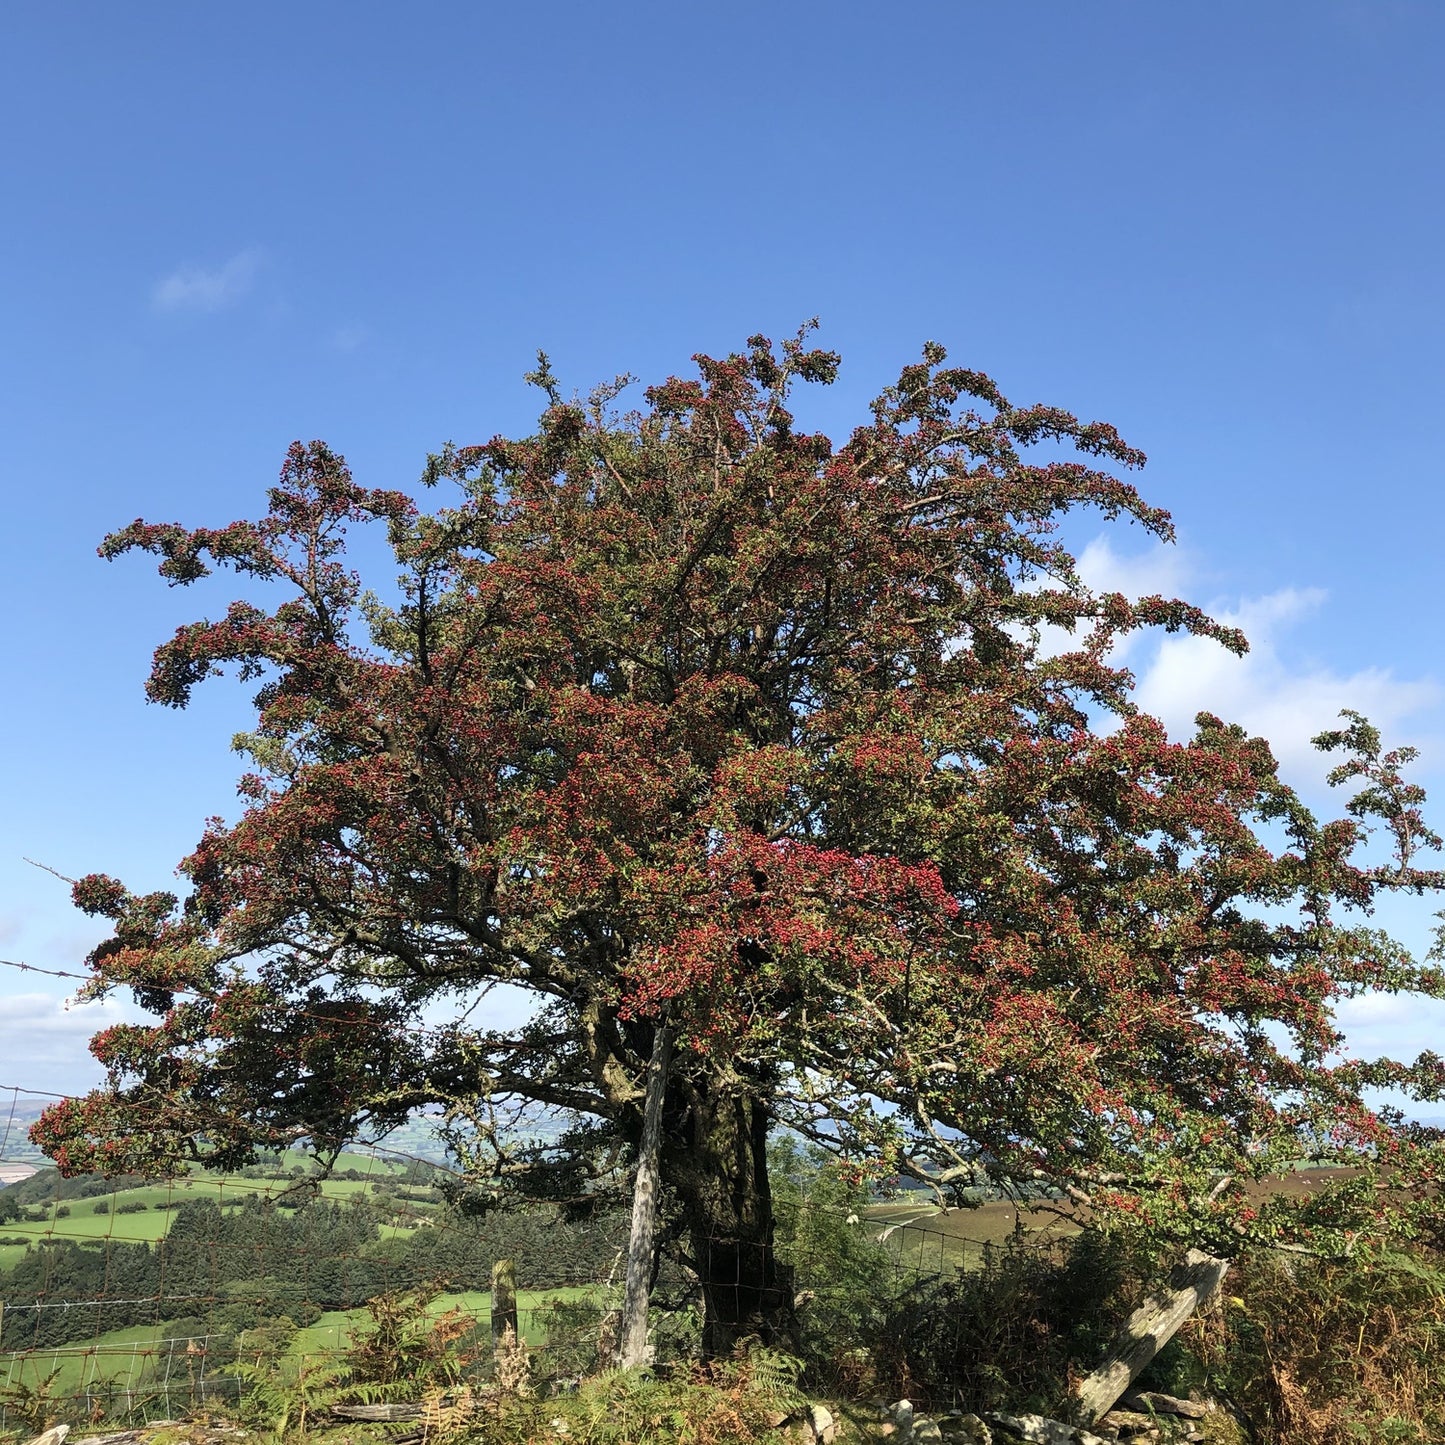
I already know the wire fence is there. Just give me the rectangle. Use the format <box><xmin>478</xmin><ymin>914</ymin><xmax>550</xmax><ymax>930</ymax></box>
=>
<box><xmin>0</xmin><ymin>1076</ymin><xmax>1082</xmax><ymax>1436</ymax></box>
<box><xmin>0</xmin><ymin>947</ymin><xmax>1084</xmax><ymax>1435</ymax></box>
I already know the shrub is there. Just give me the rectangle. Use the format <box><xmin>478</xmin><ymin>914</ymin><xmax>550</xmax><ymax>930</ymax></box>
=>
<box><xmin>1177</xmin><ymin>1245</ymin><xmax>1445</xmax><ymax>1445</ymax></box>
<box><xmin>852</xmin><ymin>1223</ymin><xmax>1445</xmax><ymax>1444</ymax></box>
<box><xmin>477</xmin><ymin>1349</ymin><xmax>806</xmax><ymax>1445</ymax></box>
<box><xmin>869</xmin><ymin>1228</ymin><xmax>1150</xmax><ymax>1416</ymax></box>
<box><xmin>0</xmin><ymin>1366</ymin><xmax>65</xmax><ymax>1435</ymax></box>
<box><xmin>347</xmin><ymin>1286</ymin><xmax>486</xmax><ymax>1390</ymax></box>
<box><xmin>91</xmin><ymin>1199</ymin><xmax>110</xmax><ymax>1214</ymax></box>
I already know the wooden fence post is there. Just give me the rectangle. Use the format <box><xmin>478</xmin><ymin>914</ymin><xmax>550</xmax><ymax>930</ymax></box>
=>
<box><xmin>491</xmin><ymin>1258</ymin><xmax>518</xmax><ymax>1348</ymax></box>
<box><xmin>1073</xmin><ymin>1249</ymin><xmax>1230</xmax><ymax>1426</ymax></box>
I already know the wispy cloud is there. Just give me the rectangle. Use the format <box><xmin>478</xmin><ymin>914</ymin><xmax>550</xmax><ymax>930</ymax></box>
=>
<box><xmin>151</xmin><ymin>249</ymin><xmax>262</xmax><ymax>314</ymax></box>
<box><xmin>329</xmin><ymin>323</ymin><xmax>369</xmax><ymax>354</ymax></box>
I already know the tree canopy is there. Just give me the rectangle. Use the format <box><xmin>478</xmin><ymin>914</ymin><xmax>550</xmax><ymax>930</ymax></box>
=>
<box><xmin>36</xmin><ymin>329</ymin><xmax>1445</xmax><ymax>1349</ymax></box>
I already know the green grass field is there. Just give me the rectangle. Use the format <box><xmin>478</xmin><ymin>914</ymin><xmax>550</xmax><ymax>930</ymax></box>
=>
<box><xmin>0</xmin><ymin>1322</ymin><xmax>170</xmax><ymax>1402</ymax></box>
<box><xmin>290</xmin><ymin>1286</ymin><xmax>596</xmax><ymax>1356</ymax></box>
<box><xmin>0</xmin><ymin>1157</ymin><xmax>436</xmax><ymax>1266</ymax></box>
<box><xmin>0</xmin><ymin>1285</ymin><xmax>596</xmax><ymax>1412</ymax></box>
<box><xmin>0</xmin><ymin>1151</ymin><xmax>458</xmax><ymax>1417</ymax></box>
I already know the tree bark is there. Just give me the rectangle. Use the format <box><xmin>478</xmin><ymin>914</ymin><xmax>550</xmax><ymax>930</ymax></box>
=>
<box><xmin>617</xmin><ymin>1022</ymin><xmax>671</xmax><ymax>1368</ymax></box>
<box><xmin>668</xmin><ymin>1083</ymin><xmax>792</xmax><ymax>1356</ymax></box>
<box><xmin>1073</xmin><ymin>1249</ymin><xmax>1230</xmax><ymax>1426</ymax></box>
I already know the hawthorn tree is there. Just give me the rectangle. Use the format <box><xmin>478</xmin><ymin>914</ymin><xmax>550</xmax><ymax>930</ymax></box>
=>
<box><xmin>36</xmin><ymin>330</ymin><xmax>1445</xmax><ymax>1352</ymax></box>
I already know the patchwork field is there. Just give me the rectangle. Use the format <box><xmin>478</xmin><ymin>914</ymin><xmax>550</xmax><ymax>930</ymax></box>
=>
<box><xmin>0</xmin><ymin>1153</ymin><xmax>436</xmax><ymax>1266</ymax></box>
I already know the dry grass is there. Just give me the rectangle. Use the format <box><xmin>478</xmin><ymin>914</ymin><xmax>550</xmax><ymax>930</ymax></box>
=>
<box><xmin>1180</xmin><ymin>1247</ymin><xmax>1445</xmax><ymax>1444</ymax></box>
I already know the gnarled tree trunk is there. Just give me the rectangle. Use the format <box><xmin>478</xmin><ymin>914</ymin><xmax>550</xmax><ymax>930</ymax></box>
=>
<box><xmin>666</xmin><ymin>1083</ymin><xmax>793</xmax><ymax>1356</ymax></box>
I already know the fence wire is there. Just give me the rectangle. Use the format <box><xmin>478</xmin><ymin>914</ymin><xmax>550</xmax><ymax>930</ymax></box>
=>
<box><xmin>1</xmin><ymin>1035</ymin><xmax>1078</xmax><ymax>1433</ymax></box>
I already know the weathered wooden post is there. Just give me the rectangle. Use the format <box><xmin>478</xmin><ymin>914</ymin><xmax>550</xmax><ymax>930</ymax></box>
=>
<box><xmin>1073</xmin><ymin>1248</ymin><xmax>1230</xmax><ymax>1426</ymax></box>
<box><xmin>491</xmin><ymin>1257</ymin><xmax>519</xmax><ymax>1348</ymax></box>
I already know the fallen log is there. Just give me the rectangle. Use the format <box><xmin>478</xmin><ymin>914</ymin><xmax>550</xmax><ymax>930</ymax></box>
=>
<box><xmin>1073</xmin><ymin>1249</ymin><xmax>1229</xmax><ymax>1426</ymax></box>
<box><xmin>329</xmin><ymin>1404</ymin><xmax>422</xmax><ymax>1422</ymax></box>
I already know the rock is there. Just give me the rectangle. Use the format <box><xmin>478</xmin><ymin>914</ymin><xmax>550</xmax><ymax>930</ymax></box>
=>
<box><xmin>23</xmin><ymin>1429</ymin><xmax>70</xmax><ymax>1445</ymax></box>
<box><xmin>807</xmin><ymin>1404</ymin><xmax>838</xmax><ymax>1445</ymax></box>
<box><xmin>914</xmin><ymin>1420</ymin><xmax>943</xmax><ymax>1444</ymax></box>
<box><xmin>940</xmin><ymin>1416</ymin><xmax>993</xmax><ymax>1445</ymax></box>
<box><xmin>985</xmin><ymin>1414</ymin><xmax>1109</xmax><ymax>1445</ymax></box>
<box><xmin>1098</xmin><ymin>1410</ymin><xmax>1156</xmax><ymax>1436</ymax></box>
<box><xmin>1119</xmin><ymin>1393</ymin><xmax>1208</xmax><ymax>1420</ymax></box>
<box><xmin>891</xmin><ymin>1400</ymin><xmax>916</xmax><ymax>1443</ymax></box>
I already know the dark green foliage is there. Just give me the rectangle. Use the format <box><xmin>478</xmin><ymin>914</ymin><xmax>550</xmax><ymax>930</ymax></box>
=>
<box><xmin>397</xmin><ymin>1206</ymin><xmax>627</xmax><ymax>1293</ymax></box>
<box><xmin>0</xmin><ymin>1195</ymin><xmax>385</xmax><ymax>1350</ymax></box>
<box><xmin>5</xmin><ymin>1168</ymin><xmax>147</xmax><ymax>1205</ymax></box>
<box><xmin>0</xmin><ymin>1185</ymin><xmax>626</xmax><ymax>1357</ymax></box>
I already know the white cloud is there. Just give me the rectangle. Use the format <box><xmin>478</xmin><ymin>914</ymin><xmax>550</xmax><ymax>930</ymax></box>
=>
<box><xmin>0</xmin><ymin>991</ymin><xmax>134</xmax><ymax>1097</ymax></box>
<box><xmin>151</xmin><ymin>249</ymin><xmax>262</xmax><ymax>314</ymax></box>
<box><xmin>1075</xmin><ymin>534</ymin><xmax>1192</xmax><ymax>603</ymax></box>
<box><xmin>1079</xmin><ymin>540</ymin><xmax>1445</xmax><ymax>1094</ymax></box>
<box><xmin>1076</xmin><ymin>537</ymin><xmax>1441</xmax><ymax>783</ymax></box>
<box><xmin>1335</xmin><ymin>991</ymin><xmax>1445</xmax><ymax>1069</ymax></box>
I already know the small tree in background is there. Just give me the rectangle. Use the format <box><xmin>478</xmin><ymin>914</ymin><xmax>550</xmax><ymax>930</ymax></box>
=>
<box><xmin>35</xmin><ymin>328</ymin><xmax>1445</xmax><ymax>1354</ymax></box>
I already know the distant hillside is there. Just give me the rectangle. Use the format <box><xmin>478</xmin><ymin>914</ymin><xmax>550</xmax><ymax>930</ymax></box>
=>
<box><xmin>0</xmin><ymin>1093</ymin><xmax>50</xmax><ymax>1166</ymax></box>
<box><xmin>0</xmin><ymin>1089</ymin><xmax>570</xmax><ymax>1181</ymax></box>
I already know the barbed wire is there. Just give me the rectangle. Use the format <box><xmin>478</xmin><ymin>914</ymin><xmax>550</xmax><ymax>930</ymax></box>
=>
<box><xmin>0</xmin><ymin>955</ymin><xmax>500</xmax><ymax>1045</ymax></box>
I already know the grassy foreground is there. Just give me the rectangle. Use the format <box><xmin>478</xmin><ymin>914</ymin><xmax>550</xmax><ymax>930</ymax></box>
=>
<box><xmin>0</xmin><ymin>1286</ymin><xmax>592</xmax><ymax>1404</ymax></box>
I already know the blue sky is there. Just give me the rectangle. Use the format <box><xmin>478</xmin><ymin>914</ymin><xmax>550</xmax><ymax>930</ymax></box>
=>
<box><xmin>2</xmin><ymin>1</ymin><xmax>1443</xmax><ymax>1097</ymax></box>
